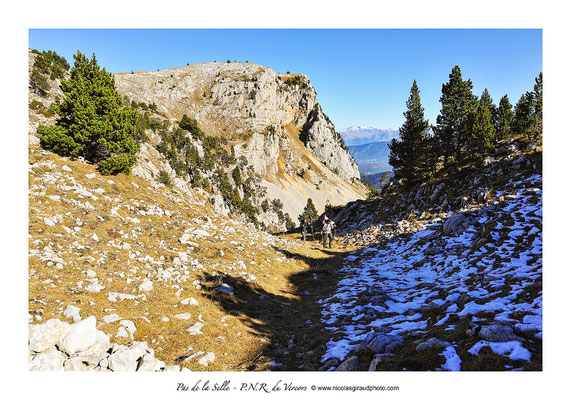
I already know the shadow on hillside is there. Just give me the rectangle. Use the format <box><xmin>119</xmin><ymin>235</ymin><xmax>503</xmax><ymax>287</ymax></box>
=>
<box><xmin>199</xmin><ymin>242</ymin><xmax>354</xmax><ymax>371</ymax></box>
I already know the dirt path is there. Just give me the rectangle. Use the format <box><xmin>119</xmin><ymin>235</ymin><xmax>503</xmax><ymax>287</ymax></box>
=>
<box><xmin>202</xmin><ymin>233</ymin><xmax>361</xmax><ymax>371</ymax></box>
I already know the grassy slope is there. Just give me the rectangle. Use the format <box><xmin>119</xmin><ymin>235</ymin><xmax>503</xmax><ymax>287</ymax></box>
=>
<box><xmin>28</xmin><ymin>142</ymin><xmax>359</xmax><ymax>371</ymax></box>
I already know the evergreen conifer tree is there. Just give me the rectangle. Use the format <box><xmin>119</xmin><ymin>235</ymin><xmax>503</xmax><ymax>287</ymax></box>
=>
<box><xmin>37</xmin><ymin>51</ymin><xmax>142</xmax><ymax>174</ymax></box>
<box><xmin>512</xmin><ymin>93</ymin><xmax>535</xmax><ymax>139</ymax></box>
<box><xmin>298</xmin><ymin>198</ymin><xmax>319</xmax><ymax>224</ymax></box>
<box><xmin>495</xmin><ymin>95</ymin><xmax>514</xmax><ymax>140</ymax></box>
<box><xmin>434</xmin><ymin>66</ymin><xmax>477</xmax><ymax>167</ymax></box>
<box><xmin>532</xmin><ymin>72</ymin><xmax>543</xmax><ymax>140</ymax></box>
<box><xmin>388</xmin><ymin>80</ymin><xmax>433</xmax><ymax>185</ymax></box>
<box><xmin>470</xmin><ymin>101</ymin><xmax>495</xmax><ymax>157</ymax></box>
<box><xmin>480</xmin><ymin>88</ymin><xmax>498</xmax><ymax>132</ymax></box>
<box><xmin>511</xmin><ymin>73</ymin><xmax>542</xmax><ymax>141</ymax></box>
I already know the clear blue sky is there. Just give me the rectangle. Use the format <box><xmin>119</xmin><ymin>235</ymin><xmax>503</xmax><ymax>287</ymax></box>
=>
<box><xmin>29</xmin><ymin>29</ymin><xmax>542</xmax><ymax>130</ymax></box>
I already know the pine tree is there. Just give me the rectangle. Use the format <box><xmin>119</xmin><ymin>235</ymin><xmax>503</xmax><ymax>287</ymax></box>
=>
<box><xmin>470</xmin><ymin>101</ymin><xmax>495</xmax><ymax>157</ymax></box>
<box><xmin>480</xmin><ymin>88</ymin><xmax>498</xmax><ymax>133</ymax></box>
<box><xmin>298</xmin><ymin>198</ymin><xmax>319</xmax><ymax>224</ymax></box>
<box><xmin>495</xmin><ymin>95</ymin><xmax>514</xmax><ymax>140</ymax></box>
<box><xmin>37</xmin><ymin>51</ymin><xmax>142</xmax><ymax>174</ymax></box>
<box><xmin>388</xmin><ymin>80</ymin><xmax>433</xmax><ymax>185</ymax></box>
<box><xmin>434</xmin><ymin>66</ymin><xmax>477</xmax><ymax>167</ymax></box>
<box><xmin>512</xmin><ymin>93</ymin><xmax>535</xmax><ymax>139</ymax></box>
<box><xmin>532</xmin><ymin>72</ymin><xmax>543</xmax><ymax>140</ymax></box>
<box><xmin>511</xmin><ymin>73</ymin><xmax>542</xmax><ymax>142</ymax></box>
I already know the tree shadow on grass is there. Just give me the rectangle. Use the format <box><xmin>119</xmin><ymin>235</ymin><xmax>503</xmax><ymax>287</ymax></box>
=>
<box><xmin>198</xmin><ymin>243</ymin><xmax>354</xmax><ymax>371</ymax></box>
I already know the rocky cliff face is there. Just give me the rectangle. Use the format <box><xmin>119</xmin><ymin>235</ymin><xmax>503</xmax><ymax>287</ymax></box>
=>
<box><xmin>114</xmin><ymin>62</ymin><xmax>365</xmax><ymax>221</ymax></box>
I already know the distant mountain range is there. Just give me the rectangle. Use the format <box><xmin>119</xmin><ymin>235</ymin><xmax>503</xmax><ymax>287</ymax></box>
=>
<box><xmin>340</xmin><ymin>126</ymin><xmax>399</xmax><ymax>146</ymax></box>
<box><xmin>340</xmin><ymin>127</ymin><xmax>399</xmax><ymax>176</ymax></box>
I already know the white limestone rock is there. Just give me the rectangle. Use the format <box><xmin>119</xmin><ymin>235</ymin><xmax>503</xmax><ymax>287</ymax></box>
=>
<box><xmin>138</xmin><ymin>278</ymin><xmax>153</xmax><ymax>292</ymax></box>
<box><xmin>29</xmin><ymin>318</ymin><xmax>71</xmax><ymax>353</ymax></box>
<box><xmin>29</xmin><ymin>347</ymin><xmax>67</xmax><ymax>371</ymax></box>
<box><xmin>198</xmin><ymin>352</ymin><xmax>215</xmax><ymax>367</ymax></box>
<box><xmin>187</xmin><ymin>322</ymin><xmax>204</xmax><ymax>335</ymax></box>
<box><xmin>181</xmin><ymin>297</ymin><xmax>199</xmax><ymax>306</ymax></box>
<box><xmin>63</xmin><ymin>304</ymin><xmax>81</xmax><ymax>323</ymax></box>
<box><xmin>58</xmin><ymin>316</ymin><xmax>98</xmax><ymax>355</ymax></box>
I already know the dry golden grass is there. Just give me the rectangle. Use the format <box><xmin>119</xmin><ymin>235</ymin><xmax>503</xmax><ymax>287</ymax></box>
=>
<box><xmin>28</xmin><ymin>144</ymin><xmax>354</xmax><ymax>370</ymax></box>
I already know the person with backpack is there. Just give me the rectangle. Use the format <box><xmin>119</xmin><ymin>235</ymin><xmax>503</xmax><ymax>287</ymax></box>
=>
<box><xmin>301</xmin><ymin>217</ymin><xmax>310</xmax><ymax>242</ymax></box>
<box><xmin>322</xmin><ymin>216</ymin><xmax>334</xmax><ymax>248</ymax></box>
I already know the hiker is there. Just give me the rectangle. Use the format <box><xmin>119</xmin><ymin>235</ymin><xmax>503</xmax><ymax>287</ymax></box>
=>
<box><xmin>301</xmin><ymin>217</ymin><xmax>310</xmax><ymax>242</ymax></box>
<box><xmin>322</xmin><ymin>217</ymin><xmax>334</xmax><ymax>248</ymax></box>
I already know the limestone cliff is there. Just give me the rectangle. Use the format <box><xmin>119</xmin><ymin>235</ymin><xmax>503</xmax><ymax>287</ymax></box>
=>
<box><xmin>114</xmin><ymin>62</ymin><xmax>365</xmax><ymax>221</ymax></box>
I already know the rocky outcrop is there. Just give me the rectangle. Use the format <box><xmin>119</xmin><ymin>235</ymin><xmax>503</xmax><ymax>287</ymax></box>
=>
<box><xmin>29</xmin><ymin>317</ymin><xmax>180</xmax><ymax>371</ymax></box>
<box><xmin>300</xmin><ymin>104</ymin><xmax>359</xmax><ymax>181</ymax></box>
<box><xmin>114</xmin><ymin>62</ymin><xmax>366</xmax><ymax>221</ymax></box>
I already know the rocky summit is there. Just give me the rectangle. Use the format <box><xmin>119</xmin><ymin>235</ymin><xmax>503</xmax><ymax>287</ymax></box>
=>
<box><xmin>114</xmin><ymin>61</ymin><xmax>365</xmax><ymax>220</ymax></box>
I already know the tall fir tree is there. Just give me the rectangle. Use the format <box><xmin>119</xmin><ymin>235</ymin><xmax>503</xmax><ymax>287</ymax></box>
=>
<box><xmin>37</xmin><ymin>51</ymin><xmax>143</xmax><ymax>174</ymax></box>
<box><xmin>298</xmin><ymin>198</ymin><xmax>319</xmax><ymax>224</ymax></box>
<box><xmin>480</xmin><ymin>88</ymin><xmax>498</xmax><ymax>132</ymax></box>
<box><xmin>532</xmin><ymin>72</ymin><xmax>543</xmax><ymax>140</ymax></box>
<box><xmin>495</xmin><ymin>95</ymin><xmax>514</xmax><ymax>140</ymax></box>
<box><xmin>434</xmin><ymin>66</ymin><xmax>477</xmax><ymax>168</ymax></box>
<box><xmin>512</xmin><ymin>93</ymin><xmax>535</xmax><ymax>139</ymax></box>
<box><xmin>388</xmin><ymin>80</ymin><xmax>433</xmax><ymax>186</ymax></box>
<box><xmin>470</xmin><ymin>101</ymin><xmax>495</xmax><ymax>157</ymax></box>
<box><xmin>511</xmin><ymin>72</ymin><xmax>542</xmax><ymax>142</ymax></box>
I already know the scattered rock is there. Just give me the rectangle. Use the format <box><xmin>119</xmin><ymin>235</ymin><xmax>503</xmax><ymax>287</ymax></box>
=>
<box><xmin>187</xmin><ymin>322</ymin><xmax>204</xmax><ymax>335</ymax></box>
<box><xmin>138</xmin><ymin>278</ymin><xmax>153</xmax><ymax>292</ymax></box>
<box><xmin>478</xmin><ymin>324</ymin><xmax>523</xmax><ymax>342</ymax></box>
<box><xmin>335</xmin><ymin>356</ymin><xmax>360</xmax><ymax>371</ymax></box>
<box><xmin>443</xmin><ymin>213</ymin><xmax>469</xmax><ymax>235</ymax></box>
<box><xmin>356</xmin><ymin>331</ymin><xmax>403</xmax><ymax>355</ymax></box>
<box><xmin>415</xmin><ymin>338</ymin><xmax>451</xmax><ymax>352</ymax></box>
<box><xmin>63</xmin><ymin>305</ymin><xmax>81</xmax><ymax>323</ymax></box>
<box><xmin>198</xmin><ymin>352</ymin><xmax>215</xmax><ymax>366</ymax></box>
<box><xmin>216</xmin><ymin>283</ymin><xmax>234</xmax><ymax>296</ymax></box>
<box><xmin>181</xmin><ymin>297</ymin><xmax>199</xmax><ymax>306</ymax></box>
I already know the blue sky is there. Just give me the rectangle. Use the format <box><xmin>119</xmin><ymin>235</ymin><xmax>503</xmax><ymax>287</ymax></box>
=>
<box><xmin>29</xmin><ymin>29</ymin><xmax>542</xmax><ymax>131</ymax></box>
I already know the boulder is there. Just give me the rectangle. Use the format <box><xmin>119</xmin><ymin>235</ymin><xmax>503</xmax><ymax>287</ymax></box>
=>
<box><xmin>335</xmin><ymin>356</ymin><xmax>360</xmax><ymax>371</ymax></box>
<box><xmin>181</xmin><ymin>297</ymin><xmax>199</xmax><ymax>306</ymax></box>
<box><xmin>478</xmin><ymin>324</ymin><xmax>522</xmax><ymax>342</ymax></box>
<box><xmin>29</xmin><ymin>347</ymin><xmax>67</xmax><ymax>371</ymax></box>
<box><xmin>357</xmin><ymin>331</ymin><xmax>403</xmax><ymax>355</ymax></box>
<box><xmin>368</xmin><ymin>355</ymin><xmax>383</xmax><ymax>371</ymax></box>
<box><xmin>29</xmin><ymin>319</ymin><xmax>71</xmax><ymax>353</ymax></box>
<box><xmin>58</xmin><ymin>316</ymin><xmax>98</xmax><ymax>355</ymax></box>
<box><xmin>443</xmin><ymin>213</ymin><xmax>469</xmax><ymax>236</ymax></box>
<box><xmin>137</xmin><ymin>353</ymin><xmax>167</xmax><ymax>371</ymax></box>
<box><xmin>415</xmin><ymin>338</ymin><xmax>451</xmax><ymax>352</ymax></box>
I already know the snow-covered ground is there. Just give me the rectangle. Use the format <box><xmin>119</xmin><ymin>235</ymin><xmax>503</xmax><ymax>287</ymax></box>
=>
<box><xmin>320</xmin><ymin>173</ymin><xmax>542</xmax><ymax>370</ymax></box>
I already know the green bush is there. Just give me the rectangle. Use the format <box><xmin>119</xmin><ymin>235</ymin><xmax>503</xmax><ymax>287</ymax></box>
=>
<box><xmin>96</xmin><ymin>154</ymin><xmax>136</xmax><ymax>175</ymax></box>
<box><xmin>179</xmin><ymin>114</ymin><xmax>205</xmax><ymax>141</ymax></box>
<box><xmin>158</xmin><ymin>170</ymin><xmax>172</xmax><ymax>187</ymax></box>
<box><xmin>30</xmin><ymin>69</ymin><xmax>50</xmax><ymax>96</ymax></box>
<box><xmin>37</xmin><ymin>51</ymin><xmax>142</xmax><ymax>175</ymax></box>
<box><xmin>38</xmin><ymin>125</ymin><xmax>82</xmax><ymax>156</ymax></box>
